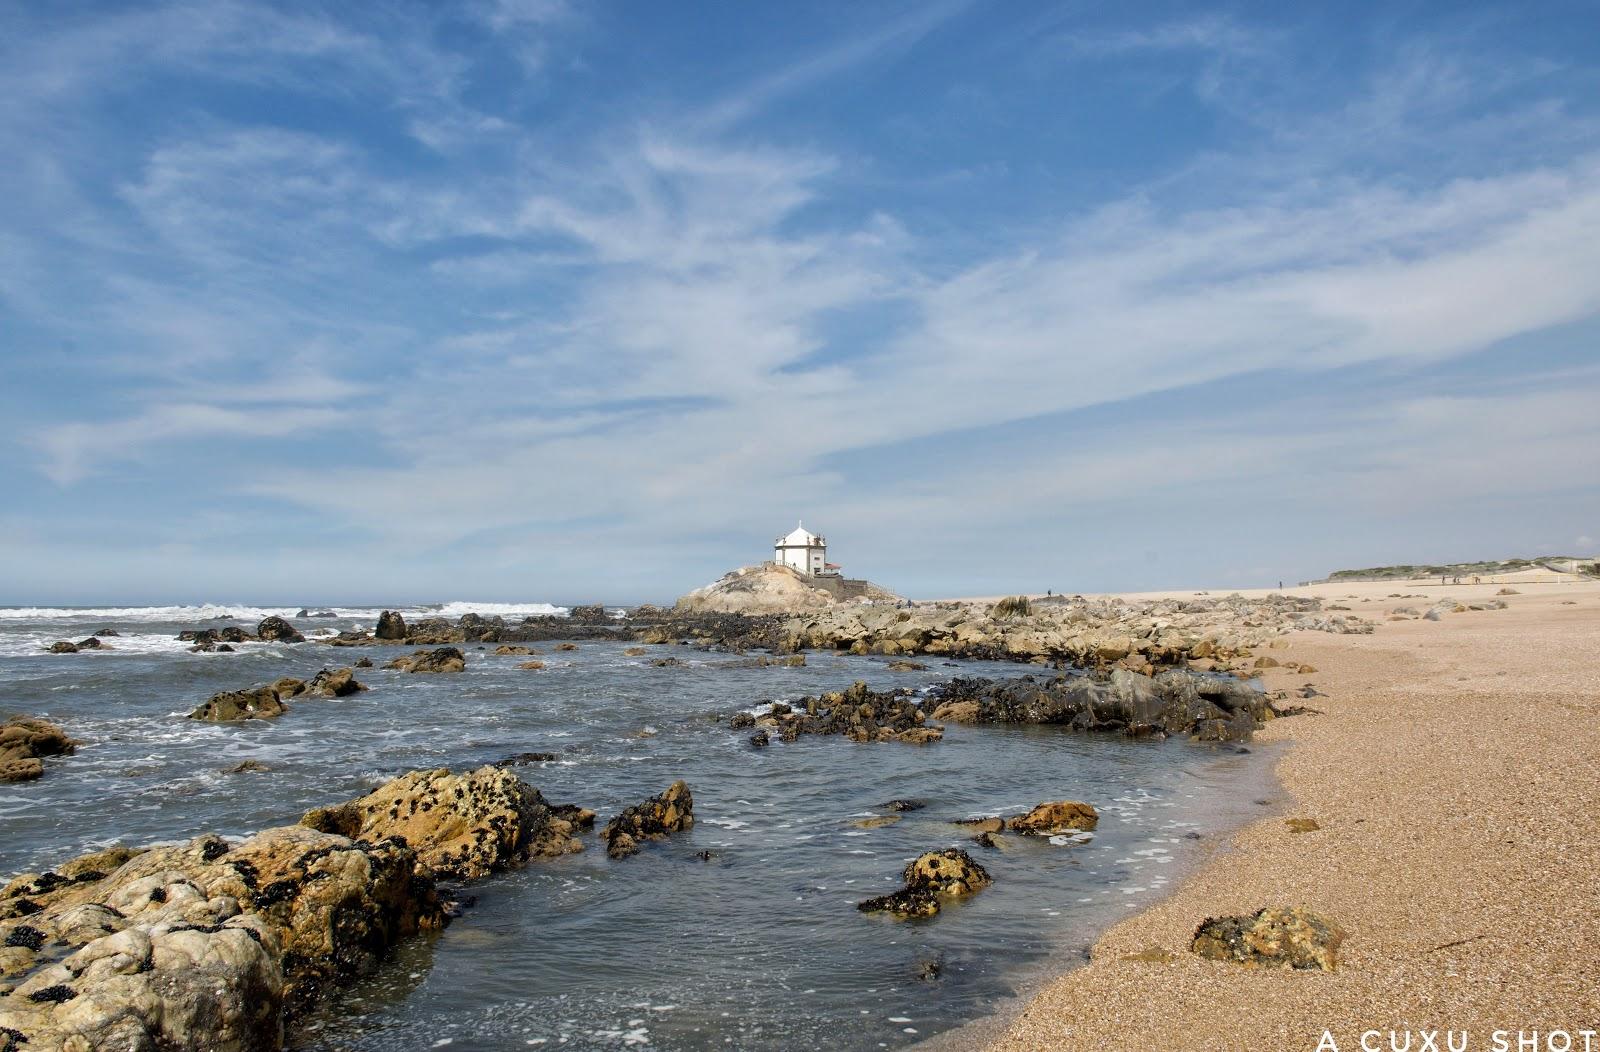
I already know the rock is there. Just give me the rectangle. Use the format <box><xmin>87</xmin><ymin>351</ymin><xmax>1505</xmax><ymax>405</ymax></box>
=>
<box><xmin>652</xmin><ymin>656</ymin><xmax>686</xmax><ymax>667</ymax></box>
<box><xmin>385</xmin><ymin>647</ymin><xmax>466</xmax><ymax>674</ymax></box>
<box><xmin>988</xmin><ymin>596</ymin><xmax>1032</xmax><ymax>619</ymax></box>
<box><xmin>748</xmin><ymin>731</ymin><xmax>770</xmax><ymax>748</ymax></box>
<box><xmin>494</xmin><ymin>645</ymin><xmax>534</xmax><ymax>656</ymax></box>
<box><xmin>623</xmin><ymin>647</ymin><xmax>648</xmax><ymax>656</ymax></box>
<box><xmin>304</xmin><ymin>667</ymin><xmax>366</xmax><ymax>697</ymax></box>
<box><xmin>600</xmin><ymin>782</ymin><xmax>694</xmax><ymax>860</ymax></box>
<box><xmin>857</xmin><ymin>848</ymin><xmax>992</xmax><ymax>918</ymax></box>
<box><xmin>44</xmin><ymin>642</ymin><xmax>77</xmax><ymax>654</ymax></box>
<box><xmin>223</xmin><ymin>761</ymin><xmax>271</xmax><ymax>774</ymax></box>
<box><xmin>492</xmin><ymin>752</ymin><xmax>556</xmax><ymax>766</ymax></box>
<box><xmin>1008</xmin><ymin>800</ymin><xmax>1099</xmax><ymax>835</ymax></box>
<box><xmin>852</xmin><ymin>815</ymin><xmax>900</xmax><ymax>830</ymax></box>
<box><xmin>92</xmin><ymin>629</ymin><xmax>120</xmax><ymax>637</ymax></box>
<box><xmin>675</xmin><ymin>563</ymin><xmax>900</xmax><ymax>616</ymax></box>
<box><xmin>568</xmin><ymin>605</ymin><xmax>610</xmax><ymax>625</ymax></box>
<box><xmin>354</xmin><ymin>657</ymin><xmax>373</xmax><ymax>668</ymax></box>
<box><xmin>1285</xmin><ymin>818</ymin><xmax>1320</xmax><ymax>833</ymax></box>
<box><xmin>1190</xmin><ymin>906</ymin><xmax>1345</xmax><ymax>971</ymax></box>
<box><xmin>725</xmin><ymin>681</ymin><xmax>941</xmax><ymax>746</ymax></box>
<box><xmin>187</xmin><ymin>686</ymin><xmax>288</xmax><ymax>722</ymax></box>
<box><xmin>73</xmin><ymin>637</ymin><xmax>105</xmax><ymax>650</ymax></box>
<box><xmin>555</xmin><ymin>643</ymin><xmax>578</xmax><ymax>652</ymax></box>
<box><xmin>1497</xmin><ymin>587</ymin><xmax>1519</xmax><ymax>595</ymax></box>
<box><xmin>955</xmin><ymin>817</ymin><xmax>1004</xmax><ymax>834</ymax></box>
<box><xmin>0</xmin><ymin>825</ymin><xmax>442</xmax><ymax>1048</ymax></box>
<box><xmin>886</xmin><ymin>660</ymin><xmax>929</xmax><ymax>671</ymax></box>
<box><xmin>880</xmin><ymin>799</ymin><xmax>924</xmax><ymax>812</ymax></box>
<box><xmin>255</xmin><ymin>616</ymin><xmax>304</xmax><ymax>644</ymax></box>
<box><xmin>0</xmin><ymin>718</ymin><xmax>77</xmax><ymax>784</ymax></box>
<box><xmin>517</xmin><ymin>660</ymin><xmax>546</xmax><ymax>670</ymax></box>
<box><xmin>729</xmin><ymin>712</ymin><xmax>756</xmax><ymax>729</ymax></box>
<box><xmin>374</xmin><ymin>611</ymin><xmax>408</xmax><ymax>640</ymax></box>
<box><xmin>301</xmin><ymin>766</ymin><xmax>587</xmax><ymax>881</ymax></box>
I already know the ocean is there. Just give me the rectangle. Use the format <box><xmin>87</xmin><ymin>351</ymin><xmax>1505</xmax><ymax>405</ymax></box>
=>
<box><xmin>0</xmin><ymin>604</ymin><xmax>1277</xmax><ymax>1051</ymax></box>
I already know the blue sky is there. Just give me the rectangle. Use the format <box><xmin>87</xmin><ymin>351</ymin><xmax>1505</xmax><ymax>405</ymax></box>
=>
<box><xmin>2</xmin><ymin>0</ymin><xmax>1599</xmax><ymax>605</ymax></box>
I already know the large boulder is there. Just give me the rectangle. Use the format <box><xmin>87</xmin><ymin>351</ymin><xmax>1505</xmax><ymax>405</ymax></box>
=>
<box><xmin>0</xmin><ymin>717</ymin><xmax>77</xmax><ymax>784</ymax></box>
<box><xmin>857</xmin><ymin>848</ymin><xmax>992</xmax><ymax>918</ymax></box>
<box><xmin>385</xmin><ymin>647</ymin><xmax>466</xmax><ymax>674</ymax></box>
<box><xmin>0</xmin><ymin>826</ymin><xmax>441</xmax><ymax>1048</ymax></box>
<box><xmin>255</xmin><ymin>617</ymin><xmax>304</xmax><ymax>644</ymax></box>
<box><xmin>1008</xmin><ymin>800</ymin><xmax>1099</xmax><ymax>835</ymax></box>
<box><xmin>304</xmin><ymin>667</ymin><xmax>366</xmax><ymax>698</ymax></box>
<box><xmin>1191</xmin><ymin>906</ymin><xmax>1345</xmax><ymax>971</ymax></box>
<box><xmin>601</xmin><ymin>781</ymin><xmax>694</xmax><ymax>860</ymax></box>
<box><xmin>374</xmin><ymin>610</ymin><xmax>407</xmax><ymax>641</ymax></box>
<box><xmin>300</xmin><ymin>767</ymin><xmax>590</xmax><ymax>881</ymax></box>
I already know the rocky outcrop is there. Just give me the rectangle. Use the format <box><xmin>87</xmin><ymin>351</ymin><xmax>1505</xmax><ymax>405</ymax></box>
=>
<box><xmin>928</xmin><ymin>669</ymin><xmax>1269</xmax><ymax>742</ymax></box>
<box><xmin>0</xmin><ymin>718</ymin><xmax>76</xmax><ymax>784</ymax></box>
<box><xmin>601</xmin><ymin>781</ymin><xmax>694</xmax><ymax>860</ymax></box>
<box><xmin>187</xmin><ymin>670</ymin><xmax>366</xmax><ymax>723</ymax></box>
<box><xmin>385</xmin><ymin>647</ymin><xmax>466</xmax><ymax>674</ymax></box>
<box><xmin>857</xmin><ymin>849</ymin><xmax>992</xmax><ymax>918</ymax></box>
<box><xmin>0</xmin><ymin>826</ymin><xmax>441</xmax><ymax>1049</ymax></box>
<box><xmin>303</xmin><ymin>667</ymin><xmax>366</xmax><ymax>698</ymax></box>
<box><xmin>778</xmin><ymin>592</ymin><xmax>1357</xmax><ymax>668</ymax></box>
<box><xmin>374</xmin><ymin>610</ymin><xmax>408</xmax><ymax>640</ymax></box>
<box><xmin>300</xmin><ymin>767</ymin><xmax>591</xmax><ymax>881</ymax></box>
<box><xmin>255</xmin><ymin>617</ymin><xmax>304</xmax><ymax>644</ymax></box>
<box><xmin>1191</xmin><ymin>906</ymin><xmax>1345</xmax><ymax>971</ymax></box>
<box><xmin>675</xmin><ymin>564</ymin><xmax>900</xmax><ymax>616</ymax></box>
<box><xmin>1008</xmin><ymin>800</ymin><xmax>1099</xmax><ymax>834</ymax></box>
<box><xmin>0</xmin><ymin>765</ymin><xmax>594</xmax><ymax>1050</ymax></box>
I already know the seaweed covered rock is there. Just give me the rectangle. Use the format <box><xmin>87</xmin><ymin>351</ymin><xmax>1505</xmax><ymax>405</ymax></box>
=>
<box><xmin>601</xmin><ymin>781</ymin><xmax>694</xmax><ymax>859</ymax></box>
<box><xmin>1190</xmin><ymin>906</ymin><xmax>1345</xmax><ymax>971</ymax></box>
<box><xmin>385</xmin><ymin>647</ymin><xmax>466</xmax><ymax>674</ymax></box>
<box><xmin>255</xmin><ymin>616</ymin><xmax>304</xmax><ymax>644</ymax></box>
<box><xmin>1008</xmin><ymin>800</ymin><xmax>1099</xmax><ymax>835</ymax></box>
<box><xmin>727</xmin><ymin>681</ymin><xmax>941</xmax><ymax>746</ymax></box>
<box><xmin>857</xmin><ymin>848</ymin><xmax>992</xmax><ymax>918</ymax></box>
<box><xmin>0</xmin><ymin>717</ymin><xmax>77</xmax><ymax>784</ymax></box>
<box><xmin>300</xmin><ymin>767</ymin><xmax>588</xmax><ymax>881</ymax></box>
<box><xmin>929</xmin><ymin>668</ymin><xmax>1268</xmax><ymax>742</ymax></box>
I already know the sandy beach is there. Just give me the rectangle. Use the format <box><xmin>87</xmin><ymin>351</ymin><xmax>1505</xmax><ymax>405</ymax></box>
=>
<box><xmin>977</xmin><ymin>577</ymin><xmax>1600</xmax><ymax>1051</ymax></box>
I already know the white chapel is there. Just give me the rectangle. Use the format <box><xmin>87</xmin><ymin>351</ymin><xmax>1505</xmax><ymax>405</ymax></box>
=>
<box><xmin>773</xmin><ymin>522</ymin><xmax>830</xmax><ymax>577</ymax></box>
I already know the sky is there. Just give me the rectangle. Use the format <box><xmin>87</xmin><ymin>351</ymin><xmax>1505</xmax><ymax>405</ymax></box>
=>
<box><xmin>2</xmin><ymin>0</ymin><xmax>1599</xmax><ymax>605</ymax></box>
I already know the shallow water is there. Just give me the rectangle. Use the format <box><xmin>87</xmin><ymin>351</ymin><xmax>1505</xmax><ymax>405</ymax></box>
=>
<box><xmin>0</xmin><ymin>606</ymin><xmax>1277</xmax><ymax>1052</ymax></box>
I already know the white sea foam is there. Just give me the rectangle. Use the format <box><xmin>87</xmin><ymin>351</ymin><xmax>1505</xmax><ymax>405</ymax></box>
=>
<box><xmin>430</xmin><ymin>602</ymin><xmax>568</xmax><ymax>618</ymax></box>
<box><xmin>0</xmin><ymin>599</ymin><xmax>568</xmax><ymax>624</ymax></box>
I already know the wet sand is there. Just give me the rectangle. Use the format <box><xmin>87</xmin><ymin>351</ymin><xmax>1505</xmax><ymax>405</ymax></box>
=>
<box><xmin>976</xmin><ymin>578</ymin><xmax>1600</xmax><ymax>1051</ymax></box>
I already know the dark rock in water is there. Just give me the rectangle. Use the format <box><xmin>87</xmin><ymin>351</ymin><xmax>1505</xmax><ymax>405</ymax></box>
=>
<box><xmin>44</xmin><ymin>641</ymin><xmax>77</xmax><ymax>654</ymax></box>
<box><xmin>601</xmin><ymin>781</ymin><xmax>694</xmax><ymax>860</ymax></box>
<box><xmin>495</xmin><ymin>644</ymin><xmax>535</xmax><ymax>656</ymax></box>
<box><xmin>73</xmin><ymin>637</ymin><xmax>104</xmax><ymax>650</ymax></box>
<box><xmin>493</xmin><ymin>752</ymin><xmax>557</xmax><ymax>766</ymax></box>
<box><xmin>886</xmin><ymin>660</ymin><xmax>929</xmax><ymax>671</ymax></box>
<box><xmin>1008</xmin><ymin>800</ymin><xmax>1099</xmax><ymax>835</ymax></box>
<box><xmin>386</xmin><ymin>647</ymin><xmax>466</xmax><ymax>674</ymax></box>
<box><xmin>1</xmin><ymin>717</ymin><xmax>77</xmax><ymax>783</ymax></box>
<box><xmin>555</xmin><ymin>642</ymin><xmax>579</xmax><ymax>652</ymax></box>
<box><xmin>297</xmin><ymin>608</ymin><xmax>310</xmax><ymax>618</ymax></box>
<box><xmin>92</xmin><ymin>628</ymin><xmax>119</xmax><ymax>637</ymax></box>
<box><xmin>256</xmin><ymin>616</ymin><xmax>305</xmax><ymax>644</ymax></box>
<box><xmin>749</xmin><ymin>731</ymin><xmax>770</xmax><ymax>748</ymax></box>
<box><xmin>224</xmin><ymin>760</ymin><xmax>272</xmax><ymax>774</ymax></box>
<box><xmin>880</xmin><ymin>799</ymin><xmax>925</xmax><ymax>812</ymax></box>
<box><xmin>915</xmin><ymin>957</ymin><xmax>943</xmax><ymax>981</ymax></box>
<box><xmin>215</xmin><ymin>643</ymin><xmax>235</xmax><ymax>653</ymax></box>
<box><xmin>375</xmin><ymin>610</ymin><xmax>408</xmax><ymax>640</ymax></box>
<box><xmin>652</xmin><ymin>656</ymin><xmax>686</xmax><ymax>667</ymax></box>
<box><xmin>729</xmin><ymin>712</ymin><xmax>756</xmax><ymax>729</ymax></box>
<box><xmin>857</xmin><ymin>848</ymin><xmax>992</xmax><ymax>919</ymax></box>
<box><xmin>354</xmin><ymin>657</ymin><xmax>373</xmax><ymax>668</ymax></box>
<box><xmin>693</xmin><ymin>850</ymin><xmax>716</xmax><ymax>862</ymax></box>
<box><xmin>1191</xmin><ymin>906</ymin><xmax>1345</xmax><ymax>971</ymax></box>
<box><xmin>302</xmin><ymin>766</ymin><xmax>590</xmax><ymax>881</ymax></box>
<box><xmin>927</xmin><ymin>668</ymin><xmax>1269</xmax><ymax>742</ymax></box>
<box><xmin>568</xmin><ymin>604</ymin><xmax>610</xmax><ymax>625</ymax></box>
<box><xmin>725</xmin><ymin>681</ymin><xmax>941</xmax><ymax>746</ymax></box>
<box><xmin>971</xmin><ymin>831</ymin><xmax>999</xmax><ymax>849</ymax></box>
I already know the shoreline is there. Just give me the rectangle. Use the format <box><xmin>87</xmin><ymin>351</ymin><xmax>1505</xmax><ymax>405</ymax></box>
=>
<box><xmin>966</xmin><ymin>577</ymin><xmax>1600</xmax><ymax>1050</ymax></box>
